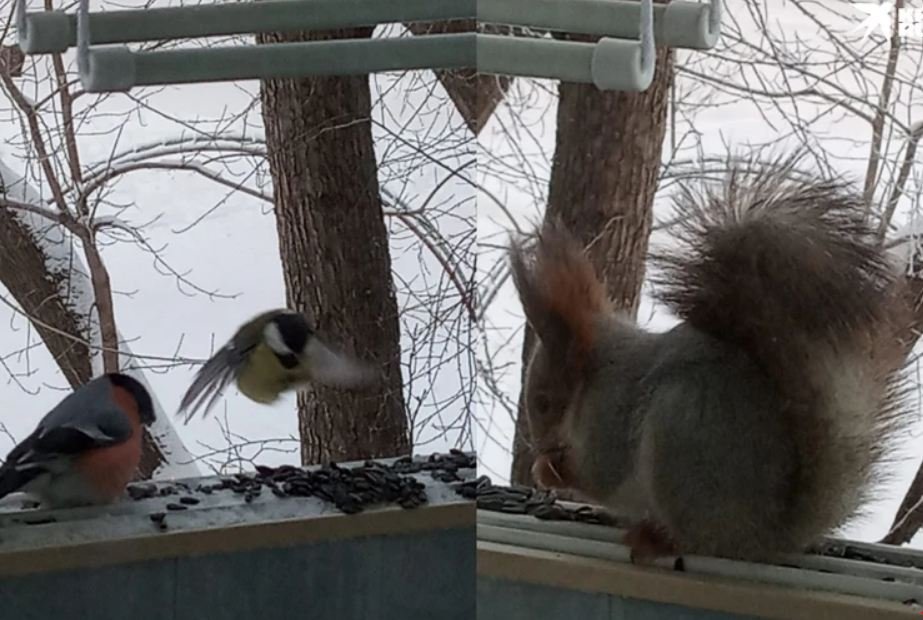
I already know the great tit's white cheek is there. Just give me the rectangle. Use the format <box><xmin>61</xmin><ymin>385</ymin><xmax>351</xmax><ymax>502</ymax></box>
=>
<box><xmin>263</xmin><ymin>321</ymin><xmax>292</xmax><ymax>355</ymax></box>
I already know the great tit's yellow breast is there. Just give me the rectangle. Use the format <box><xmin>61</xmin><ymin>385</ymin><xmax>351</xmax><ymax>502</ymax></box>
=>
<box><xmin>236</xmin><ymin>344</ymin><xmax>295</xmax><ymax>404</ymax></box>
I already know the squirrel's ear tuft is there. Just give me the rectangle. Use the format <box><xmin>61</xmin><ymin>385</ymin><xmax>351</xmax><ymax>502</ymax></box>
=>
<box><xmin>509</xmin><ymin>222</ymin><xmax>611</xmax><ymax>360</ymax></box>
<box><xmin>509</xmin><ymin>234</ymin><xmax>549</xmax><ymax>332</ymax></box>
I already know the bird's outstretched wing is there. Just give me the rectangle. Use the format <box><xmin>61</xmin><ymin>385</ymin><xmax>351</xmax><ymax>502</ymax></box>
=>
<box><xmin>177</xmin><ymin>343</ymin><xmax>250</xmax><ymax>423</ymax></box>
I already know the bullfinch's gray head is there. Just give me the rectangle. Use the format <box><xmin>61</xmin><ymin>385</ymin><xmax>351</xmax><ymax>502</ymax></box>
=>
<box><xmin>107</xmin><ymin>373</ymin><xmax>156</xmax><ymax>426</ymax></box>
<box><xmin>263</xmin><ymin>311</ymin><xmax>313</xmax><ymax>365</ymax></box>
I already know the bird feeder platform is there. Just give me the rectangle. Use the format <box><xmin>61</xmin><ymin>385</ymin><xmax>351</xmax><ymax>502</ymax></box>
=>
<box><xmin>0</xmin><ymin>453</ymin><xmax>476</xmax><ymax>620</ymax></box>
<box><xmin>475</xmin><ymin>480</ymin><xmax>923</xmax><ymax>620</ymax></box>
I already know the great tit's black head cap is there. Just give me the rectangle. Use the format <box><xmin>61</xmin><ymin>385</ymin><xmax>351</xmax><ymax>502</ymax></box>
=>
<box><xmin>269</xmin><ymin>311</ymin><xmax>313</xmax><ymax>355</ymax></box>
<box><xmin>107</xmin><ymin>373</ymin><xmax>156</xmax><ymax>425</ymax></box>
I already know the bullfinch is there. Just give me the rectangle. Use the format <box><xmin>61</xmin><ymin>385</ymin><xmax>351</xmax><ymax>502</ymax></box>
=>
<box><xmin>0</xmin><ymin>372</ymin><xmax>155</xmax><ymax>509</ymax></box>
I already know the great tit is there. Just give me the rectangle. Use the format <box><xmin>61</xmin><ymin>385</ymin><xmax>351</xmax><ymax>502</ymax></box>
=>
<box><xmin>178</xmin><ymin>308</ymin><xmax>377</xmax><ymax>422</ymax></box>
<box><xmin>0</xmin><ymin>373</ymin><xmax>155</xmax><ymax>508</ymax></box>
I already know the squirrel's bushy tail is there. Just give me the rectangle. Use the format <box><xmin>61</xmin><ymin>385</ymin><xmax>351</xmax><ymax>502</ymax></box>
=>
<box><xmin>653</xmin><ymin>156</ymin><xmax>911</xmax><ymax>541</ymax></box>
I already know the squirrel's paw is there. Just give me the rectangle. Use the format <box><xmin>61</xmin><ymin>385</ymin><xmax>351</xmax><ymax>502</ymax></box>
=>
<box><xmin>531</xmin><ymin>448</ymin><xmax>576</xmax><ymax>489</ymax></box>
<box><xmin>624</xmin><ymin>519</ymin><xmax>677</xmax><ymax>565</ymax></box>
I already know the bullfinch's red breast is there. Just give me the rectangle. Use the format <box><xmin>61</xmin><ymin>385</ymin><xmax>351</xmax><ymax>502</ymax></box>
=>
<box><xmin>0</xmin><ymin>373</ymin><xmax>155</xmax><ymax>509</ymax></box>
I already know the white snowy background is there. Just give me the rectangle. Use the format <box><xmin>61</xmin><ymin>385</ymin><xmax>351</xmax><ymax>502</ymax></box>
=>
<box><xmin>476</xmin><ymin>0</ymin><xmax>923</xmax><ymax>547</ymax></box>
<box><xmin>0</xmin><ymin>1</ymin><xmax>474</xmax><ymax>482</ymax></box>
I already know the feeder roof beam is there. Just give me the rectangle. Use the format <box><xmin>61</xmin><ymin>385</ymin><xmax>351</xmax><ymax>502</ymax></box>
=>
<box><xmin>479</xmin><ymin>0</ymin><xmax>721</xmax><ymax>51</ymax></box>
<box><xmin>477</xmin><ymin>32</ymin><xmax>655</xmax><ymax>92</ymax></box>
<box><xmin>80</xmin><ymin>33</ymin><xmax>476</xmax><ymax>92</ymax></box>
<box><xmin>18</xmin><ymin>0</ymin><xmax>476</xmax><ymax>54</ymax></box>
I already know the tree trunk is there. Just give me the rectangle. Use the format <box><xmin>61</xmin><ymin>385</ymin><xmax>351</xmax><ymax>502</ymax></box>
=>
<box><xmin>881</xmin><ymin>274</ymin><xmax>923</xmax><ymax>544</ymax></box>
<box><xmin>510</xmin><ymin>37</ymin><xmax>675</xmax><ymax>484</ymax></box>
<box><xmin>0</xmin><ymin>213</ymin><xmax>91</xmax><ymax>387</ymax></box>
<box><xmin>258</xmin><ymin>28</ymin><xmax>409</xmax><ymax>465</ymax></box>
<box><xmin>509</xmin><ymin>327</ymin><xmax>536</xmax><ymax>485</ymax></box>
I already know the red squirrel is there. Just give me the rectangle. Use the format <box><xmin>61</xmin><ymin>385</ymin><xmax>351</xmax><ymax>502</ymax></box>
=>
<box><xmin>509</xmin><ymin>160</ymin><xmax>911</xmax><ymax>561</ymax></box>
